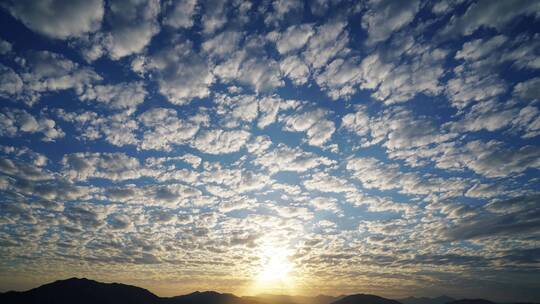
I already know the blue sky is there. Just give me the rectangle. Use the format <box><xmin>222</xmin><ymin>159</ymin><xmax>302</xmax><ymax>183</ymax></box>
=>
<box><xmin>0</xmin><ymin>0</ymin><xmax>539</xmax><ymax>301</ymax></box>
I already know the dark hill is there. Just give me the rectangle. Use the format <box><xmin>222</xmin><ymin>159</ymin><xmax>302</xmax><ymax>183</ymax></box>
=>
<box><xmin>163</xmin><ymin>290</ymin><xmax>255</xmax><ymax>304</ymax></box>
<box><xmin>0</xmin><ymin>277</ymin><xmax>160</xmax><ymax>304</ymax></box>
<box><xmin>331</xmin><ymin>294</ymin><xmax>403</xmax><ymax>304</ymax></box>
<box><xmin>399</xmin><ymin>296</ymin><xmax>455</xmax><ymax>304</ymax></box>
<box><xmin>446</xmin><ymin>300</ymin><xmax>495</xmax><ymax>304</ymax></box>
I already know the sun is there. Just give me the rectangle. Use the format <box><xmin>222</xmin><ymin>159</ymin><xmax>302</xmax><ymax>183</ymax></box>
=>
<box><xmin>253</xmin><ymin>243</ymin><xmax>295</xmax><ymax>293</ymax></box>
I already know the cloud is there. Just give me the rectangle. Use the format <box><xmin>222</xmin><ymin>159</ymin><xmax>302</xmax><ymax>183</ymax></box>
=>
<box><xmin>279</xmin><ymin>55</ymin><xmax>310</xmax><ymax>85</ymax></box>
<box><xmin>358</xmin><ymin>43</ymin><xmax>448</xmax><ymax>104</ymax></box>
<box><xmin>441</xmin><ymin>195</ymin><xmax>540</xmax><ymax>241</ymax></box>
<box><xmin>283</xmin><ymin>108</ymin><xmax>336</xmax><ymax>146</ymax></box>
<box><xmin>254</xmin><ymin>144</ymin><xmax>335</xmax><ymax>173</ymax></box>
<box><xmin>0</xmin><ymin>39</ymin><xmax>12</xmax><ymax>55</ymax></box>
<box><xmin>512</xmin><ymin>106</ymin><xmax>540</xmax><ymax>139</ymax></box>
<box><xmin>102</xmin><ymin>0</ymin><xmax>161</xmax><ymax>59</ymax></box>
<box><xmin>16</xmin><ymin>51</ymin><xmax>101</xmax><ymax>105</ymax></box>
<box><xmin>163</xmin><ymin>0</ymin><xmax>198</xmax><ymax>29</ymax></box>
<box><xmin>274</xmin><ymin>24</ymin><xmax>314</xmax><ymax>54</ymax></box>
<box><xmin>201</xmin><ymin>0</ymin><xmax>228</xmax><ymax>34</ymax></box>
<box><xmin>430</xmin><ymin>140</ymin><xmax>540</xmax><ymax>178</ymax></box>
<box><xmin>138</xmin><ymin>107</ymin><xmax>202</xmax><ymax>151</ymax></box>
<box><xmin>443</xmin><ymin>0</ymin><xmax>540</xmax><ymax>36</ymax></box>
<box><xmin>79</xmin><ymin>81</ymin><xmax>146</xmax><ymax>112</ymax></box>
<box><xmin>56</xmin><ymin>110</ymin><xmax>139</xmax><ymax>147</ymax></box>
<box><xmin>303</xmin><ymin>21</ymin><xmax>349</xmax><ymax>69</ymax></box>
<box><xmin>61</xmin><ymin>152</ymin><xmax>143</xmax><ymax>181</ymax></box>
<box><xmin>214</xmin><ymin>93</ymin><xmax>259</xmax><ymax>128</ymax></box>
<box><xmin>315</xmin><ymin>57</ymin><xmax>362</xmax><ymax>100</ymax></box>
<box><xmin>304</xmin><ymin>172</ymin><xmax>356</xmax><ymax>194</ymax></box>
<box><xmin>0</xmin><ymin>64</ymin><xmax>23</xmax><ymax>98</ymax></box>
<box><xmin>2</xmin><ymin>0</ymin><xmax>104</xmax><ymax>39</ymax></box>
<box><xmin>214</xmin><ymin>46</ymin><xmax>284</xmax><ymax>93</ymax></box>
<box><xmin>202</xmin><ymin>31</ymin><xmax>243</xmax><ymax>59</ymax></box>
<box><xmin>146</xmin><ymin>41</ymin><xmax>214</xmax><ymax>105</ymax></box>
<box><xmin>193</xmin><ymin>129</ymin><xmax>251</xmax><ymax>154</ymax></box>
<box><xmin>361</xmin><ymin>0</ymin><xmax>420</xmax><ymax>45</ymax></box>
<box><xmin>514</xmin><ymin>77</ymin><xmax>540</xmax><ymax>101</ymax></box>
<box><xmin>0</xmin><ymin>108</ymin><xmax>64</xmax><ymax>141</ymax></box>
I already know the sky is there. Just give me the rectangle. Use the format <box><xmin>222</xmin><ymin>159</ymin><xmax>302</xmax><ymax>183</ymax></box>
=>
<box><xmin>0</xmin><ymin>0</ymin><xmax>539</xmax><ymax>302</ymax></box>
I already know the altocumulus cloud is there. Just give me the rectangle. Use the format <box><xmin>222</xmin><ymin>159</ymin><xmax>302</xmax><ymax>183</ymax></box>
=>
<box><xmin>0</xmin><ymin>0</ymin><xmax>540</xmax><ymax>302</ymax></box>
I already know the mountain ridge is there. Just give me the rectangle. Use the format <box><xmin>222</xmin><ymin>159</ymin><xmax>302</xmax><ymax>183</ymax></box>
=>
<box><xmin>1</xmin><ymin>278</ymin><xmax>538</xmax><ymax>304</ymax></box>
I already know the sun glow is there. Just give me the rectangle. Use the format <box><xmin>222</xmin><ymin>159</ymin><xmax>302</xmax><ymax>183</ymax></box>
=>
<box><xmin>252</xmin><ymin>242</ymin><xmax>296</xmax><ymax>293</ymax></box>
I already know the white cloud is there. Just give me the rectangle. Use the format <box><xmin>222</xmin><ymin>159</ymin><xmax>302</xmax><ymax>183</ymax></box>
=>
<box><xmin>0</xmin><ymin>108</ymin><xmax>64</xmax><ymax>141</ymax></box>
<box><xmin>193</xmin><ymin>129</ymin><xmax>251</xmax><ymax>154</ymax></box>
<box><xmin>2</xmin><ymin>0</ymin><xmax>104</xmax><ymax>39</ymax></box>
<box><xmin>341</xmin><ymin>105</ymin><xmax>370</xmax><ymax>137</ymax></box>
<box><xmin>265</xmin><ymin>0</ymin><xmax>304</xmax><ymax>26</ymax></box>
<box><xmin>0</xmin><ymin>39</ymin><xmax>13</xmax><ymax>55</ymax></box>
<box><xmin>18</xmin><ymin>51</ymin><xmax>101</xmax><ymax>106</ymax></box>
<box><xmin>254</xmin><ymin>144</ymin><xmax>335</xmax><ymax>173</ymax></box>
<box><xmin>163</xmin><ymin>0</ymin><xmax>197</xmax><ymax>29</ymax></box>
<box><xmin>446</xmin><ymin>68</ymin><xmax>506</xmax><ymax>109</ymax></box>
<box><xmin>274</xmin><ymin>24</ymin><xmax>314</xmax><ymax>54</ymax></box>
<box><xmin>283</xmin><ymin>108</ymin><xmax>336</xmax><ymax>146</ymax></box>
<box><xmin>424</xmin><ymin>140</ymin><xmax>540</xmax><ymax>178</ymax></box>
<box><xmin>514</xmin><ymin>77</ymin><xmax>540</xmax><ymax>101</ymax></box>
<box><xmin>446</xmin><ymin>99</ymin><xmax>517</xmax><ymax>133</ymax></box>
<box><xmin>214</xmin><ymin>93</ymin><xmax>259</xmax><ymax>128</ymax></box>
<box><xmin>201</xmin><ymin>0</ymin><xmax>228</xmax><ymax>34</ymax></box>
<box><xmin>147</xmin><ymin>41</ymin><xmax>214</xmax><ymax>105</ymax></box>
<box><xmin>303</xmin><ymin>21</ymin><xmax>349</xmax><ymax>69</ymax></box>
<box><xmin>214</xmin><ymin>48</ymin><xmax>284</xmax><ymax>92</ymax></box>
<box><xmin>138</xmin><ymin>107</ymin><xmax>202</xmax><ymax>151</ymax></box>
<box><xmin>103</xmin><ymin>0</ymin><xmax>161</xmax><ymax>59</ymax></box>
<box><xmin>512</xmin><ymin>106</ymin><xmax>540</xmax><ymax>139</ymax></box>
<box><xmin>202</xmin><ymin>31</ymin><xmax>243</xmax><ymax>59</ymax></box>
<box><xmin>79</xmin><ymin>81</ymin><xmax>146</xmax><ymax>112</ymax></box>
<box><xmin>443</xmin><ymin>0</ymin><xmax>540</xmax><ymax>36</ymax></box>
<box><xmin>304</xmin><ymin>172</ymin><xmax>356</xmax><ymax>194</ymax></box>
<box><xmin>455</xmin><ymin>35</ymin><xmax>508</xmax><ymax>61</ymax></box>
<box><xmin>56</xmin><ymin>110</ymin><xmax>138</xmax><ymax>147</ymax></box>
<box><xmin>61</xmin><ymin>152</ymin><xmax>142</xmax><ymax>181</ymax></box>
<box><xmin>279</xmin><ymin>55</ymin><xmax>310</xmax><ymax>85</ymax></box>
<box><xmin>315</xmin><ymin>57</ymin><xmax>361</xmax><ymax>100</ymax></box>
<box><xmin>362</xmin><ymin>0</ymin><xmax>420</xmax><ymax>45</ymax></box>
<box><xmin>0</xmin><ymin>64</ymin><xmax>23</xmax><ymax>98</ymax></box>
<box><xmin>358</xmin><ymin>45</ymin><xmax>448</xmax><ymax>104</ymax></box>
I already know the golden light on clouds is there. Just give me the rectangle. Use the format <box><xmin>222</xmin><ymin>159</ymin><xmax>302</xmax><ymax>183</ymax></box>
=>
<box><xmin>250</xmin><ymin>240</ymin><xmax>297</xmax><ymax>295</ymax></box>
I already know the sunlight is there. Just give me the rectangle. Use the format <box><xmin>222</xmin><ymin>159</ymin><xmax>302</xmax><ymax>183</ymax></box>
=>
<box><xmin>251</xmin><ymin>241</ymin><xmax>296</xmax><ymax>294</ymax></box>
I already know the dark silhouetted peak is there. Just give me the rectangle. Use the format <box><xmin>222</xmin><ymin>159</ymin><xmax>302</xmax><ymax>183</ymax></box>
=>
<box><xmin>447</xmin><ymin>300</ymin><xmax>496</xmax><ymax>304</ymax></box>
<box><xmin>246</xmin><ymin>293</ymin><xmax>338</xmax><ymax>304</ymax></box>
<box><xmin>331</xmin><ymin>294</ymin><xmax>402</xmax><ymax>304</ymax></box>
<box><xmin>0</xmin><ymin>277</ymin><xmax>159</xmax><ymax>304</ymax></box>
<box><xmin>163</xmin><ymin>290</ymin><xmax>255</xmax><ymax>304</ymax></box>
<box><xmin>400</xmin><ymin>295</ymin><xmax>456</xmax><ymax>304</ymax></box>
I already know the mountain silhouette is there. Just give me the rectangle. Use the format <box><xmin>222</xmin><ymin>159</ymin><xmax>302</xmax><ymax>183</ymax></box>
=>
<box><xmin>446</xmin><ymin>300</ymin><xmax>496</xmax><ymax>304</ymax></box>
<box><xmin>331</xmin><ymin>294</ymin><xmax>403</xmax><ymax>304</ymax></box>
<box><xmin>0</xmin><ymin>277</ymin><xmax>160</xmax><ymax>304</ymax></box>
<box><xmin>1</xmin><ymin>278</ymin><xmax>536</xmax><ymax>304</ymax></box>
<box><xmin>163</xmin><ymin>291</ymin><xmax>256</xmax><ymax>304</ymax></box>
<box><xmin>244</xmin><ymin>293</ymin><xmax>340</xmax><ymax>304</ymax></box>
<box><xmin>399</xmin><ymin>296</ymin><xmax>456</xmax><ymax>304</ymax></box>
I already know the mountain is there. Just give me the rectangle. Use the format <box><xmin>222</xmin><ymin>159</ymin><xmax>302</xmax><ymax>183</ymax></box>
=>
<box><xmin>399</xmin><ymin>296</ymin><xmax>456</xmax><ymax>304</ymax></box>
<box><xmin>1</xmin><ymin>278</ymin><xmax>536</xmax><ymax>304</ymax></box>
<box><xmin>446</xmin><ymin>300</ymin><xmax>496</xmax><ymax>304</ymax></box>
<box><xmin>245</xmin><ymin>294</ymin><xmax>339</xmax><ymax>304</ymax></box>
<box><xmin>0</xmin><ymin>277</ymin><xmax>160</xmax><ymax>304</ymax></box>
<box><xmin>163</xmin><ymin>291</ymin><xmax>256</xmax><ymax>304</ymax></box>
<box><xmin>331</xmin><ymin>294</ymin><xmax>403</xmax><ymax>304</ymax></box>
